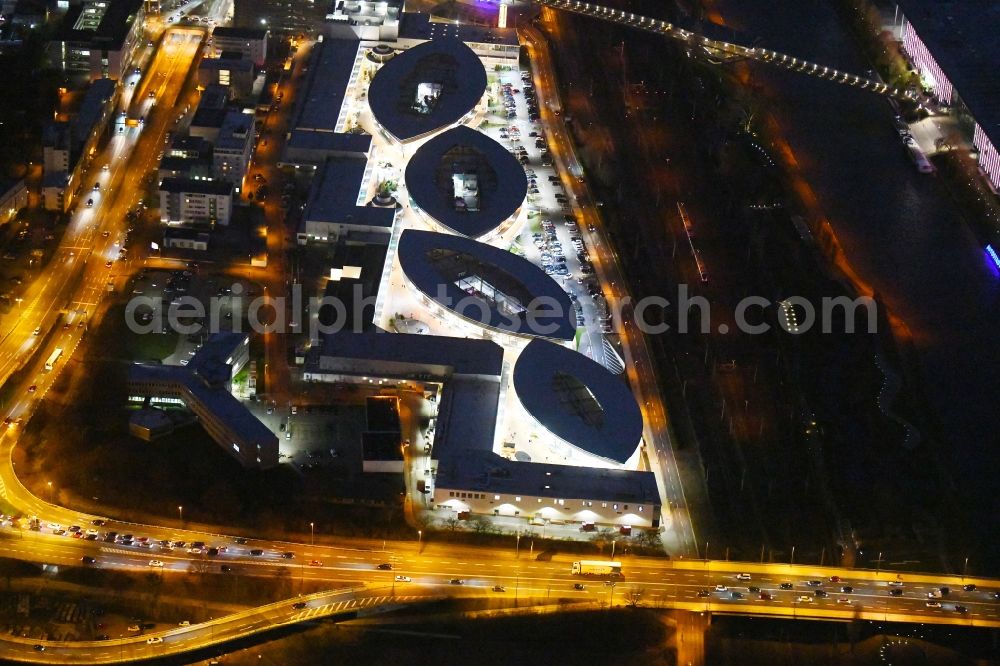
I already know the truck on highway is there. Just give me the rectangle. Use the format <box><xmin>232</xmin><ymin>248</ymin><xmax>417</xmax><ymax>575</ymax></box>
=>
<box><xmin>571</xmin><ymin>560</ymin><xmax>623</xmax><ymax>576</ymax></box>
<box><xmin>44</xmin><ymin>348</ymin><xmax>62</xmax><ymax>372</ymax></box>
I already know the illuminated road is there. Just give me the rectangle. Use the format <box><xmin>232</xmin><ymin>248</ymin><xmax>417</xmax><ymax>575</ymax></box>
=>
<box><xmin>0</xmin><ymin>15</ymin><xmax>996</xmax><ymax>663</ymax></box>
<box><xmin>0</xmin><ymin>586</ymin><xmax>426</xmax><ymax>663</ymax></box>
<box><xmin>0</xmin><ymin>29</ymin><xmax>204</xmax><ymax>413</ymax></box>
<box><xmin>519</xmin><ymin>22</ymin><xmax>697</xmax><ymax>559</ymax></box>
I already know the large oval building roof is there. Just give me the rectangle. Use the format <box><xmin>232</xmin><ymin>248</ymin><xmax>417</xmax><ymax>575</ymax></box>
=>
<box><xmin>397</xmin><ymin>229</ymin><xmax>576</xmax><ymax>341</ymax></box>
<box><xmin>368</xmin><ymin>38</ymin><xmax>487</xmax><ymax>143</ymax></box>
<box><xmin>513</xmin><ymin>339</ymin><xmax>644</xmax><ymax>465</ymax></box>
<box><xmin>405</xmin><ymin>126</ymin><xmax>527</xmax><ymax>239</ymax></box>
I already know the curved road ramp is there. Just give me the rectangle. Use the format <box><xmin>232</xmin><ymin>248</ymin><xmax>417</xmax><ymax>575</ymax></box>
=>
<box><xmin>1</xmin><ymin>587</ymin><xmax>430</xmax><ymax>663</ymax></box>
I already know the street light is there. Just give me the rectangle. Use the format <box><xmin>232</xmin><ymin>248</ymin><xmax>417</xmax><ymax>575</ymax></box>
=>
<box><xmin>310</xmin><ymin>522</ymin><xmax>314</xmax><ymax>546</ymax></box>
<box><xmin>611</xmin><ymin>539</ymin><xmax>617</xmax><ymax>561</ymax></box>
<box><xmin>178</xmin><ymin>505</ymin><xmax>183</xmax><ymax>523</ymax></box>
<box><xmin>516</xmin><ymin>532</ymin><xmax>521</xmax><ymax>558</ymax></box>
<box><xmin>418</xmin><ymin>530</ymin><xmax>423</xmax><ymax>552</ymax></box>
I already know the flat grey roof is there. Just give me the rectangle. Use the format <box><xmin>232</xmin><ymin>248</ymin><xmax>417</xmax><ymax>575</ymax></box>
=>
<box><xmin>72</xmin><ymin>78</ymin><xmax>116</xmax><ymax>145</ymax></box>
<box><xmin>405</xmin><ymin>125</ymin><xmax>527</xmax><ymax>238</ymax></box>
<box><xmin>286</xmin><ymin>129</ymin><xmax>371</xmax><ymax>156</ymax></box>
<box><xmin>397</xmin><ymin>229</ymin><xmax>576</xmax><ymax>341</ymax></box>
<box><xmin>435</xmin><ymin>449</ymin><xmax>660</xmax><ymax>504</ymax></box>
<box><xmin>211</xmin><ymin>27</ymin><xmax>268</xmax><ymax>40</ymax></box>
<box><xmin>215</xmin><ymin>111</ymin><xmax>254</xmax><ymax>151</ymax></box>
<box><xmin>368</xmin><ymin>37</ymin><xmax>486</xmax><ymax>143</ymax></box>
<box><xmin>291</xmin><ymin>38</ymin><xmax>360</xmax><ymax>133</ymax></box>
<box><xmin>433</xmin><ymin>376</ymin><xmax>501</xmax><ymax>458</ymax></box>
<box><xmin>398</xmin><ymin>12</ymin><xmax>519</xmax><ymax>46</ymax></box>
<box><xmin>513</xmin><ymin>339</ymin><xmax>643</xmax><ymax>465</ymax></box>
<box><xmin>303</xmin><ymin>157</ymin><xmax>396</xmax><ymax>228</ymax></box>
<box><xmin>314</xmin><ymin>330</ymin><xmax>504</xmax><ymax>377</ymax></box>
<box><xmin>160</xmin><ymin>178</ymin><xmax>233</xmax><ymax>196</ymax></box>
<box><xmin>128</xmin><ymin>364</ymin><xmax>276</xmax><ymax>446</ymax></box>
<box><xmin>54</xmin><ymin>0</ymin><xmax>143</xmax><ymax>48</ymax></box>
<box><xmin>897</xmin><ymin>0</ymin><xmax>1000</xmax><ymax>152</ymax></box>
<box><xmin>200</xmin><ymin>57</ymin><xmax>254</xmax><ymax>73</ymax></box>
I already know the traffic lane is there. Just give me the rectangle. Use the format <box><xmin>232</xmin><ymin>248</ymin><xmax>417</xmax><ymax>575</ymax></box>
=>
<box><xmin>3</xmin><ymin>534</ymin><xmax>996</xmax><ymax>619</ymax></box>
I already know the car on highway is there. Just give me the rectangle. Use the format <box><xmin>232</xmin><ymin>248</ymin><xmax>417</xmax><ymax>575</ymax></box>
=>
<box><xmin>748</xmin><ymin>586</ymin><xmax>761</xmax><ymax>594</ymax></box>
<box><xmin>492</xmin><ymin>585</ymin><xmax>506</xmax><ymax>592</ymax></box>
<box><xmin>697</xmin><ymin>590</ymin><xmax>710</xmax><ymax>597</ymax></box>
<box><xmin>81</xmin><ymin>556</ymin><xmax>96</xmax><ymax>564</ymax></box>
<box><xmin>450</xmin><ymin>579</ymin><xmax>464</xmax><ymax>585</ymax></box>
<box><xmin>888</xmin><ymin>580</ymin><xmax>904</xmax><ymax>587</ymax></box>
<box><xmin>91</xmin><ymin>519</ymin><xmax>106</xmax><ymax>526</ymax></box>
<box><xmin>33</xmin><ymin>645</ymin><xmax>45</xmax><ymax>652</ymax></box>
<box><xmin>127</xmin><ymin>625</ymin><xmax>141</xmax><ymax>632</ymax></box>
<box><xmin>829</xmin><ymin>576</ymin><xmax>842</xmax><ymax>583</ymax></box>
<box><xmin>221</xmin><ymin>565</ymin><xmax>233</xmax><ymax>573</ymax></box>
<box><xmin>86</xmin><ymin>199</ymin><xmax>94</xmax><ymax>208</ymax></box>
<box><xmin>735</xmin><ymin>573</ymin><xmax>751</xmax><ymax>581</ymax></box>
<box><xmin>292</xmin><ymin>602</ymin><xmax>307</xmax><ymax>610</ymax></box>
<box><xmin>281</xmin><ymin>552</ymin><xmax>294</xmax><ymax>559</ymax></box>
<box><xmin>814</xmin><ymin>589</ymin><xmax>828</xmax><ymax>598</ymax></box>
<box><xmin>926</xmin><ymin>601</ymin><xmax>942</xmax><ymax>608</ymax></box>
<box><xmin>308</xmin><ymin>560</ymin><xmax>323</xmax><ymax>567</ymax></box>
<box><xmin>714</xmin><ymin>585</ymin><xmax>728</xmax><ymax>592</ymax></box>
<box><xmin>759</xmin><ymin>592</ymin><xmax>773</xmax><ymax>601</ymax></box>
<box><xmin>796</xmin><ymin>596</ymin><xmax>813</xmax><ymax>603</ymax></box>
<box><xmin>805</xmin><ymin>580</ymin><xmax>823</xmax><ymax>587</ymax></box>
<box><xmin>841</xmin><ymin>585</ymin><xmax>854</xmax><ymax>594</ymax></box>
<box><xmin>148</xmin><ymin>560</ymin><xmax>164</xmax><ymax>567</ymax></box>
<box><xmin>146</xmin><ymin>637</ymin><xmax>163</xmax><ymax>644</ymax></box>
<box><xmin>394</xmin><ymin>575</ymin><xmax>411</xmax><ymax>583</ymax></box>
<box><xmin>377</xmin><ymin>563</ymin><xmax>393</xmax><ymax>570</ymax></box>
<box><xmin>838</xmin><ymin>597</ymin><xmax>852</xmax><ymax>605</ymax></box>
<box><xmin>27</xmin><ymin>385</ymin><xmax>36</xmax><ymax>393</ymax></box>
<box><xmin>233</xmin><ymin>537</ymin><xmax>248</xmax><ymax>544</ymax></box>
<box><xmin>954</xmin><ymin>605</ymin><xmax>968</xmax><ymax>613</ymax></box>
<box><xmin>889</xmin><ymin>588</ymin><xmax>903</xmax><ymax>597</ymax></box>
<box><xmin>963</xmin><ymin>584</ymin><xmax>977</xmax><ymax>592</ymax></box>
<box><xmin>250</xmin><ymin>549</ymin><xmax>264</xmax><ymax>556</ymax></box>
<box><xmin>93</xmin><ymin>182</ymin><xmax>100</xmax><ymax>191</ymax></box>
<box><xmin>86</xmin><ymin>529</ymin><xmax>99</xmax><ymax>536</ymax></box>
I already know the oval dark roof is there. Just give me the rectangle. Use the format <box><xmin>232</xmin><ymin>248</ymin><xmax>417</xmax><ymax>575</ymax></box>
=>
<box><xmin>368</xmin><ymin>37</ymin><xmax>487</xmax><ymax>143</ymax></box>
<box><xmin>397</xmin><ymin>229</ymin><xmax>576</xmax><ymax>341</ymax></box>
<box><xmin>405</xmin><ymin>126</ymin><xmax>528</xmax><ymax>238</ymax></box>
<box><xmin>513</xmin><ymin>339</ymin><xmax>644</xmax><ymax>465</ymax></box>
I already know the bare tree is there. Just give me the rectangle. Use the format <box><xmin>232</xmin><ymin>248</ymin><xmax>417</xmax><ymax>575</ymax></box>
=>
<box><xmin>625</xmin><ymin>587</ymin><xmax>643</xmax><ymax>608</ymax></box>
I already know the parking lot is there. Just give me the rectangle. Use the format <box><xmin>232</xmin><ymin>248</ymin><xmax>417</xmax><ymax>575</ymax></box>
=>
<box><xmin>479</xmin><ymin>70</ymin><xmax>614</xmax><ymax>364</ymax></box>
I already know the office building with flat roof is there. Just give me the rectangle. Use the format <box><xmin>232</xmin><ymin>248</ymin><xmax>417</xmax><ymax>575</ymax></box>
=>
<box><xmin>297</xmin><ymin>156</ymin><xmax>397</xmax><ymax>244</ymax></box>
<box><xmin>210</xmin><ymin>27</ymin><xmax>269</xmax><ymax>66</ymax></box>
<box><xmin>159</xmin><ymin>178</ymin><xmax>234</xmax><ymax>226</ymax></box>
<box><xmin>49</xmin><ymin>0</ymin><xmax>144</xmax><ymax>80</ymax></box>
<box><xmin>128</xmin><ymin>333</ymin><xmax>278</xmax><ymax>468</ymax></box>
<box><xmin>212</xmin><ymin>110</ymin><xmax>255</xmax><ymax>192</ymax></box>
